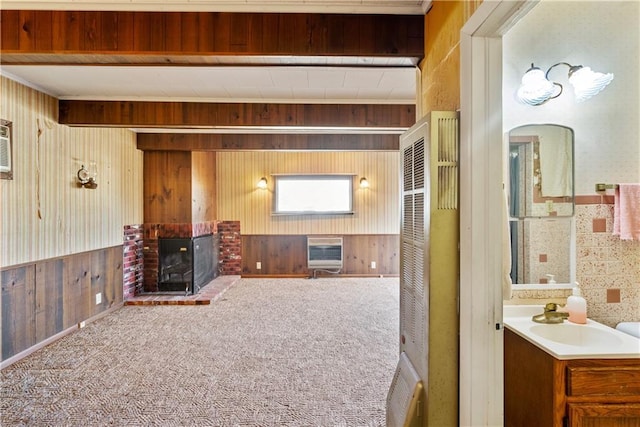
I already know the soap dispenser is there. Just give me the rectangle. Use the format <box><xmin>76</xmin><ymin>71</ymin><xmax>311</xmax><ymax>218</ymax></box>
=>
<box><xmin>566</xmin><ymin>282</ymin><xmax>587</xmax><ymax>324</ymax></box>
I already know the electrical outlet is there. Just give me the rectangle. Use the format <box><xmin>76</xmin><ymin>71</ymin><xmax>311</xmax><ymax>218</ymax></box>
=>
<box><xmin>371</xmin><ymin>261</ymin><xmax>376</xmax><ymax>269</ymax></box>
<box><xmin>256</xmin><ymin>261</ymin><xmax>262</xmax><ymax>270</ymax></box>
<box><xmin>95</xmin><ymin>292</ymin><xmax>102</xmax><ymax>305</ymax></box>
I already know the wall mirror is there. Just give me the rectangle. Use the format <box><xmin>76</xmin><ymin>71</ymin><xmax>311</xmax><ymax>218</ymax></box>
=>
<box><xmin>508</xmin><ymin>124</ymin><xmax>574</xmax><ymax>218</ymax></box>
<box><xmin>508</xmin><ymin>124</ymin><xmax>575</xmax><ymax>287</ymax></box>
<box><xmin>510</xmin><ymin>217</ymin><xmax>574</xmax><ymax>285</ymax></box>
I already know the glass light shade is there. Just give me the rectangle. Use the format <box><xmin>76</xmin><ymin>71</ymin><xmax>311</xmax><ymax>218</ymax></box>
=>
<box><xmin>517</xmin><ymin>67</ymin><xmax>558</xmax><ymax>106</ymax></box>
<box><xmin>568</xmin><ymin>66</ymin><xmax>614</xmax><ymax>102</ymax></box>
<box><xmin>359</xmin><ymin>177</ymin><xmax>369</xmax><ymax>188</ymax></box>
<box><xmin>257</xmin><ymin>177</ymin><xmax>268</xmax><ymax>189</ymax></box>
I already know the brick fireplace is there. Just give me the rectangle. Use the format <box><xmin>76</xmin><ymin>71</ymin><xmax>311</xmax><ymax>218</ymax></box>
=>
<box><xmin>136</xmin><ymin>150</ymin><xmax>240</xmax><ymax>295</ymax></box>
<box><xmin>140</xmin><ymin>220</ymin><xmax>241</xmax><ymax>294</ymax></box>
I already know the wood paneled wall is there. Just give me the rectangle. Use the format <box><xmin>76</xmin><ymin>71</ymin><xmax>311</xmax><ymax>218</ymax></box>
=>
<box><xmin>143</xmin><ymin>150</ymin><xmax>216</xmax><ymax>224</ymax></box>
<box><xmin>143</xmin><ymin>151</ymin><xmax>192</xmax><ymax>224</ymax></box>
<box><xmin>241</xmin><ymin>234</ymin><xmax>399</xmax><ymax>276</ymax></box>
<box><xmin>0</xmin><ymin>76</ymin><xmax>143</xmax><ymax>267</ymax></box>
<box><xmin>1</xmin><ymin>246</ymin><xmax>123</xmax><ymax>362</ymax></box>
<box><xmin>191</xmin><ymin>151</ymin><xmax>216</xmax><ymax>223</ymax></box>
<box><xmin>216</xmin><ymin>151</ymin><xmax>400</xmax><ymax>235</ymax></box>
<box><xmin>421</xmin><ymin>1</ymin><xmax>482</xmax><ymax>113</ymax></box>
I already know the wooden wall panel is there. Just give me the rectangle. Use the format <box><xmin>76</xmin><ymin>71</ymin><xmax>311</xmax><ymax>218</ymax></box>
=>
<box><xmin>142</xmin><ymin>151</ymin><xmax>217</xmax><ymax>224</ymax></box>
<box><xmin>1</xmin><ymin>246</ymin><xmax>124</xmax><ymax>362</ymax></box>
<box><xmin>62</xmin><ymin>252</ymin><xmax>92</xmax><ymax>329</ymax></box>
<box><xmin>216</xmin><ymin>151</ymin><xmax>400</xmax><ymax>235</ymax></box>
<box><xmin>242</xmin><ymin>235</ymin><xmax>308</xmax><ymax>276</ymax></box>
<box><xmin>0</xmin><ymin>76</ymin><xmax>143</xmax><ymax>268</ymax></box>
<box><xmin>1</xmin><ymin>266</ymin><xmax>36</xmax><ymax>360</ymax></box>
<box><xmin>343</xmin><ymin>234</ymin><xmax>400</xmax><ymax>275</ymax></box>
<box><xmin>191</xmin><ymin>151</ymin><xmax>217</xmax><ymax>223</ymax></box>
<box><xmin>421</xmin><ymin>1</ymin><xmax>482</xmax><ymax>113</ymax></box>
<box><xmin>143</xmin><ymin>151</ymin><xmax>192</xmax><ymax>224</ymax></box>
<box><xmin>242</xmin><ymin>234</ymin><xmax>399</xmax><ymax>276</ymax></box>
<box><xmin>34</xmin><ymin>259</ymin><xmax>64</xmax><ymax>343</ymax></box>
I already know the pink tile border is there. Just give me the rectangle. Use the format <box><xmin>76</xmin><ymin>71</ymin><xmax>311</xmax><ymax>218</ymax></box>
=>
<box><xmin>575</xmin><ymin>195</ymin><xmax>615</xmax><ymax>205</ymax></box>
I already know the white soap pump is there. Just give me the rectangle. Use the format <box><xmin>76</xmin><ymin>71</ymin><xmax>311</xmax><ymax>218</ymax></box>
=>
<box><xmin>566</xmin><ymin>282</ymin><xmax>587</xmax><ymax>324</ymax></box>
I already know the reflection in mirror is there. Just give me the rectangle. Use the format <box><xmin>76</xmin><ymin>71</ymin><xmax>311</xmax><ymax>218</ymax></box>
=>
<box><xmin>510</xmin><ymin>218</ymin><xmax>573</xmax><ymax>285</ymax></box>
<box><xmin>509</xmin><ymin>124</ymin><xmax>574</xmax><ymax>218</ymax></box>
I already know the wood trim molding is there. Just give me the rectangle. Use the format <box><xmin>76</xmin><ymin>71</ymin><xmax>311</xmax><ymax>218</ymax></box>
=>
<box><xmin>59</xmin><ymin>101</ymin><xmax>416</xmax><ymax>129</ymax></box>
<box><xmin>137</xmin><ymin>133</ymin><xmax>400</xmax><ymax>151</ymax></box>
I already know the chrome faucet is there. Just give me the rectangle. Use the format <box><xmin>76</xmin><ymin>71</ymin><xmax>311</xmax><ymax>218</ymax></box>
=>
<box><xmin>532</xmin><ymin>302</ymin><xmax>569</xmax><ymax>324</ymax></box>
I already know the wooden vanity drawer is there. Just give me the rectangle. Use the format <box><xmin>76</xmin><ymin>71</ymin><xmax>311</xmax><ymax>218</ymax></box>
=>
<box><xmin>567</xmin><ymin>364</ymin><xmax>640</xmax><ymax>396</ymax></box>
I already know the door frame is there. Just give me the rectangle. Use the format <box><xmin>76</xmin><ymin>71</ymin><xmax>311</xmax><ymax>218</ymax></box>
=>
<box><xmin>459</xmin><ymin>1</ymin><xmax>539</xmax><ymax>425</ymax></box>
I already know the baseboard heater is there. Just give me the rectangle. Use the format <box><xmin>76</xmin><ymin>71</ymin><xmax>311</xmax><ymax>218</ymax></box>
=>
<box><xmin>307</xmin><ymin>237</ymin><xmax>343</xmax><ymax>277</ymax></box>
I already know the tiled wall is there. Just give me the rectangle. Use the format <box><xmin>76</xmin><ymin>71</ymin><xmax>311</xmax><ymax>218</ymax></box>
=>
<box><xmin>523</xmin><ymin>219</ymin><xmax>572</xmax><ymax>284</ymax></box>
<box><xmin>512</xmin><ymin>196</ymin><xmax>640</xmax><ymax>328</ymax></box>
<box><xmin>574</xmin><ymin>197</ymin><xmax>640</xmax><ymax>328</ymax></box>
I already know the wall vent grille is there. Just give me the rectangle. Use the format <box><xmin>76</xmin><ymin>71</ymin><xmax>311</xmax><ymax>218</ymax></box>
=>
<box><xmin>307</xmin><ymin>237</ymin><xmax>343</xmax><ymax>269</ymax></box>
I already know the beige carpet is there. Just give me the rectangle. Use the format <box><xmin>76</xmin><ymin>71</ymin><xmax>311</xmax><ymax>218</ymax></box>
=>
<box><xmin>1</xmin><ymin>277</ymin><xmax>399</xmax><ymax>426</ymax></box>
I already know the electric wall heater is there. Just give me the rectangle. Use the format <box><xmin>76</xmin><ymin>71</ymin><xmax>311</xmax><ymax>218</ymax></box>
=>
<box><xmin>307</xmin><ymin>237</ymin><xmax>343</xmax><ymax>270</ymax></box>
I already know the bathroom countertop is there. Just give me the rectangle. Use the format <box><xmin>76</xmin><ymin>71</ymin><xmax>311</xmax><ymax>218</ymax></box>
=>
<box><xmin>503</xmin><ymin>305</ymin><xmax>640</xmax><ymax>360</ymax></box>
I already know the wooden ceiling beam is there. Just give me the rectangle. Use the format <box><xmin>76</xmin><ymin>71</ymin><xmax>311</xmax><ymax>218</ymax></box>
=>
<box><xmin>136</xmin><ymin>133</ymin><xmax>400</xmax><ymax>151</ymax></box>
<box><xmin>0</xmin><ymin>11</ymin><xmax>423</xmax><ymax>65</ymax></box>
<box><xmin>59</xmin><ymin>101</ymin><xmax>416</xmax><ymax>129</ymax></box>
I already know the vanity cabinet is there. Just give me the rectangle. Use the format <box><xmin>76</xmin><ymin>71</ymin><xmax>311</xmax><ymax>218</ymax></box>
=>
<box><xmin>505</xmin><ymin>328</ymin><xmax>640</xmax><ymax>427</ymax></box>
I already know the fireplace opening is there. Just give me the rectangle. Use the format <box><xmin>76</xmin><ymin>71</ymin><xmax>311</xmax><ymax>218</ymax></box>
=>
<box><xmin>158</xmin><ymin>234</ymin><xmax>219</xmax><ymax>294</ymax></box>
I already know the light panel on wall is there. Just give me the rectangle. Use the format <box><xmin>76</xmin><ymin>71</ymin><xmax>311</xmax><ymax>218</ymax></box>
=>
<box><xmin>517</xmin><ymin>62</ymin><xmax>613</xmax><ymax>106</ymax></box>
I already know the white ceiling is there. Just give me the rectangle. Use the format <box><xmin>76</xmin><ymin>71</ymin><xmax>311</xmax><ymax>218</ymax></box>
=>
<box><xmin>1</xmin><ymin>65</ymin><xmax>417</xmax><ymax>104</ymax></box>
<box><xmin>0</xmin><ymin>0</ymin><xmax>425</xmax><ymax>131</ymax></box>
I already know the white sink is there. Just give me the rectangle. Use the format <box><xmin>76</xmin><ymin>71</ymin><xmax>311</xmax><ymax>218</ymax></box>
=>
<box><xmin>529</xmin><ymin>323</ymin><xmax>623</xmax><ymax>347</ymax></box>
<box><xmin>503</xmin><ymin>305</ymin><xmax>640</xmax><ymax>359</ymax></box>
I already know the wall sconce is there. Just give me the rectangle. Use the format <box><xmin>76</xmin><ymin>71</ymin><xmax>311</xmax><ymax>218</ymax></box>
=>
<box><xmin>77</xmin><ymin>164</ymin><xmax>97</xmax><ymax>189</ymax></box>
<box><xmin>257</xmin><ymin>176</ymin><xmax>268</xmax><ymax>189</ymax></box>
<box><xmin>359</xmin><ymin>177</ymin><xmax>370</xmax><ymax>188</ymax></box>
<box><xmin>517</xmin><ymin>62</ymin><xmax>614</xmax><ymax>106</ymax></box>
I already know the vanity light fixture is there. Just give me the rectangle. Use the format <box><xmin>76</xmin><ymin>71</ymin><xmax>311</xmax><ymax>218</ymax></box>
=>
<box><xmin>517</xmin><ymin>62</ymin><xmax>614</xmax><ymax>106</ymax></box>
<box><xmin>257</xmin><ymin>176</ymin><xmax>268</xmax><ymax>189</ymax></box>
<box><xmin>359</xmin><ymin>177</ymin><xmax>370</xmax><ymax>188</ymax></box>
